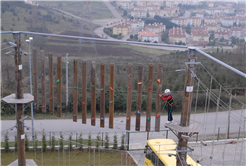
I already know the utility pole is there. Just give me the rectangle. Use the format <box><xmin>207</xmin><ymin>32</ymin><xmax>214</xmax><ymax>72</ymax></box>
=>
<box><xmin>176</xmin><ymin>48</ymin><xmax>197</xmax><ymax>166</ymax></box>
<box><xmin>14</xmin><ymin>32</ymin><xmax>26</xmax><ymax>166</ymax></box>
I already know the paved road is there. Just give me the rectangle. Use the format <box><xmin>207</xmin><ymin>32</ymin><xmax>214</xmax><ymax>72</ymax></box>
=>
<box><xmin>1</xmin><ymin>110</ymin><xmax>245</xmax><ymax>142</ymax></box>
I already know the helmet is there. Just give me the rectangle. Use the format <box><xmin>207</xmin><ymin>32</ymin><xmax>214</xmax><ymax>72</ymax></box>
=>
<box><xmin>164</xmin><ymin>89</ymin><xmax>170</xmax><ymax>94</ymax></box>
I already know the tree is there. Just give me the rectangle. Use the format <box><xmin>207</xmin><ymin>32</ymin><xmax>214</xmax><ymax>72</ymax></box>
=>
<box><xmin>51</xmin><ymin>132</ymin><xmax>55</xmax><ymax>152</ymax></box>
<box><xmin>96</xmin><ymin>132</ymin><xmax>101</xmax><ymax>149</ymax></box>
<box><xmin>120</xmin><ymin>133</ymin><xmax>125</xmax><ymax>150</ymax></box>
<box><xmin>88</xmin><ymin>132</ymin><xmax>92</xmax><ymax>148</ymax></box>
<box><xmin>59</xmin><ymin>131</ymin><xmax>64</xmax><ymax>151</ymax></box>
<box><xmin>217</xmin><ymin>47</ymin><xmax>219</xmax><ymax>53</ymax></box>
<box><xmin>113</xmin><ymin>132</ymin><xmax>118</xmax><ymax>149</ymax></box>
<box><xmin>68</xmin><ymin>133</ymin><xmax>73</xmax><ymax>151</ymax></box>
<box><xmin>209</xmin><ymin>32</ymin><xmax>214</xmax><ymax>40</ymax></box>
<box><xmin>78</xmin><ymin>132</ymin><xmax>83</xmax><ymax>151</ymax></box>
<box><xmin>130</xmin><ymin>34</ymin><xmax>133</xmax><ymax>39</ymax></box>
<box><xmin>105</xmin><ymin>132</ymin><xmax>109</xmax><ymax>149</ymax></box>
<box><xmin>231</xmin><ymin>36</ymin><xmax>236</xmax><ymax>44</ymax></box>
<box><xmin>4</xmin><ymin>132</ymin><xmax>9</xmax><ymax>153</ymax></box>
<box><xmin>42</xmin><ymin>129</ymin><xmax>47</xmax><ymax>152</ymax></box>
<box><xmin>123</xmin><ymin>10</ymin><xmax>127</xmax><ymax>16</ymax></box>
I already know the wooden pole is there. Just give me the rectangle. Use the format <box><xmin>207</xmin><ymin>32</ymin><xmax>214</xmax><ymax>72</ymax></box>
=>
<box><xmin>57</xmin><ymin>55</ymin><xmax>62</xmax><ymax>117</ymax></box>
<box><xmin>100</xmin><ymin>63</ymin><xmax>105</xmax><ymax>127</ymax></box>
<box><xmin>91</xmin><ymin>61</ymin><xmax>96</xmax><ymax>126</ymax></box>
<box><xmin>135</xmin><ymin>64</ymin><xmax>143</xmax><ymax>131</ymax></box>
<box><xmin>41</xmin><ymin>50</ymin><xmax>46</xmax><ymax>113</ymax></box>
<box><xmin>146</xmin><ymin>64</ymin><xmax>154</xmax><ymax>132</ymax></box>
<box><xmin>109</xmin><ymin>63</ymin><xmax>115</xmax><ymax>129</ymax></box>
<box><xmin>126</xmin><ymin>64</ymin><xmax>133</xmax><ymax>130</ymax></box>
<box><xmin>82</xmin><ymin>61</ymin><xmax>87</xmax><ymax>124</ymax></box>
<box><xmin>49</xmin><ymin>52</ymin><xmax>54</xmax><ymax>115</ymax></box>
<box><xmin>155</xmin><ymin>63</ymin><xmax>163</xmax><ymax>132</ymax></box>
<box><xmin>33</xmin><ymin>48</ymin><xmax>38</xmax><ymax>110</ymax></box>
<box><xmin>176</xmin><ymin>49</ymin><xmax>197</xmax><ymax>166</ymax></box>
<box><xmin>73</xmin><ymin>59</ymin><xmax>78</xmax><ymax>122</ymax></box>
<box><xmin>14</xmin><ymin>32</ymin><xmax>26</xmax><ymax>166</ymax></box>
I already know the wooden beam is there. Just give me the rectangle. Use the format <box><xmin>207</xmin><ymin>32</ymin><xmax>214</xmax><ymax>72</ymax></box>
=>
<box><xmin>82</xmin><ymin>61</ymin><xmax>87</xmax><ymax>124</ymax></box>
<box><xmin>146</xmin><ymin>64</ymin><xmax>154</xmax><ymax>132</ymax></box>
<box><xmin>32</xmin><ymin>48</ymin><xmax>38</xmax><ymax>110</ymax></box>
<box><xmin>91</xmin><ymin>61</ymin><xmax>96</xmax><ymax>126</ymax></box>
<box><xmin>73</xmin><ymin>59</ymin><xmax>78</xmax><ymax>122</ymax></box>
<box><xmin>126</xmin><ymin>64</ymin><xmax>133</xmax><ymax>130</ymax></box>
<box><xmin>57</xmin><ymin>55</ymin><xmax>62</xmax><ymax>117</ymax></box>
<box><xmin>41</xmin><ymin>50</ymin><xmax>46</xmax><ymax>113</ymax></box>
<box><xmin>100</xmin><ymin>63</ymin><xmax>105</xmax><ymax>128</ymax></box>
<box><xmin>155</xmin><ymin>63</ymin><xmax>163</xmax><ymax>132</ymax></box>
<box><xmin>109</xmin><ymin>63</ymin><xmax>115</xmax><ymax>129</ymax></box>
<box><xmin>135</xmin><ymin>64</ymin><xmax>143</xmax><ymax>131</ymax></box>
<box><xmin>49</xmin><ymin>52</ymin><xmax>54</xmax><ymax>115</ymax></box>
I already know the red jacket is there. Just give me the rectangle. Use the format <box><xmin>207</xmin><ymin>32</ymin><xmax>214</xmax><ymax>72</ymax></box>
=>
<box><xmin>161</xmin><ymin>95</ymin><xmax>171</xmax><ymax>101</ymax></box>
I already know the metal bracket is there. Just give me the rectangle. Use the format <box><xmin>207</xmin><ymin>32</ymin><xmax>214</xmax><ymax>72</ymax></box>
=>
<box><xmin>19</xmin><ymin>115</ymin><xmax>30</xmax><ymax>122</ymax></box>
<box><xmin>12</xmin><ymin>32</ymin><xmax>21</xmax><ymax>39</ymax></box>
<box><xmin>168</xmin><ymin>128</ymin><xmax>179</xmax><ymax>138</ymax></box>
<box><xmin>7</xmin><ymin>41</ymin><xmax>17</xmax><ymax>47</ymax></box>
<box><xmin>185</xmin><ymin>62</ymin><xmax>201</xmax><ymax>65</ymax></box>
<box><xmin>9</xmin><ymin>123</ymin><xmax>17</xmax><ymax>130</ymax></box>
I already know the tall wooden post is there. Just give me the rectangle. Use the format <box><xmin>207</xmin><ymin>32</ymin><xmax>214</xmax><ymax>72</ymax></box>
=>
<box><xmin>155</xmin><ymin>63</ymin><xmax>163</xmax><ymax>132</ymax></box>
<box><xmin>91</xmin><ymin>61</ymin><xmax>96</xmax><ymax>126</ymax></box>
<box><xmin>33</xmin><ymin>48</ymin><xmax>38</xmax><ymax>110</ymax></box>
<box><xmin>126</xmin><ymin>64</ymin><xmax>133</xmax><ymax>130</ymax></box>
<box><xmin>57</xmin><ymin>55</ymin><xmax>62</xmax><ymax>117</ymax></box>
<box><xmin>100</xmin><ymin>63</ymin><xmax>105</xmax><ymax>127</ymax></box>
<box><xmin>146</xmin><ymin>64</ymin><xmax>154</xmax><ymax>132</ymax></box>
<box><xmin>41</xmin><ymin>50</ymin><xmax>46</xmax><ymax>113</ymax></box>
<box><xmin>49</xmin><ymin>52</ymin><xmax>54</xmax><ymax>115</ymax></box>
<box><xmin>14</xmin><ymin>32</ymin><xmax>26</xmax><ymax>166</ymax></box>
<box><xmin>109</xmin><ymin>63</ymin><xmax>115</xmax><ymax>129</ymax></box>
<box><xmin>73</xmin><ymin>59</ymin><xmax>78</xmax><ymax>122</ymax></box>
<box><xmin>176</xmin><ymin>48</ymin><xmax>197</xmax><ymax>166</ymax></box>
<box><xmin>135</xmin><ymin>64</ymin><xmax>143</xmax><ymax>131</ymax></box>
<box><xmin>82</xmin><ymin>61</ymin><xmax>87</xmax><ymax>124</ymax></box>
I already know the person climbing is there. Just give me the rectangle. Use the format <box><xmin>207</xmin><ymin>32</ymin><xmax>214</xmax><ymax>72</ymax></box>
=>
<box><xmin>159</xmin><ymin>89</ymin><xmax>174</xmax><ymax>124</ymax></box>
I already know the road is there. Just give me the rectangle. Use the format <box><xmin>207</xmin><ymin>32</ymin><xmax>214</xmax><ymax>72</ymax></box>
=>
<box><xmin>1</xmin><ymin>110</ymin><xmax>245</xmax><ymax>143</ymax></box>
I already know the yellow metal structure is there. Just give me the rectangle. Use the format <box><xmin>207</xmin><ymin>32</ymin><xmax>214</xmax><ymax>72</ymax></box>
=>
<box><xmin>144</xmin><ymin>139</ymin><xmax>201</xmax><ymax>166</ymax></box>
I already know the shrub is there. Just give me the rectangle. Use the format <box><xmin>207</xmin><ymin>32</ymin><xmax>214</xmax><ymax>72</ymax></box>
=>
<box><xmin>105</xmin><ymin>132</ymin><xmax>109</xmax><ymax>149</ymax></box>
<box><xmin>88</xmin><ymin>132</ymin><xmax>91</xmax><ymax>148</ymax></box>
<box><xmin>68</xmin><ymin>133</ymin><xmax>73</xmax><ymax>151</ymax></box>
<box><xmin>59</xmin><ymin>131</ymin><xmax>64</xmax><ymax>151</ymax></box>
<box><xmin>113</xmin><ymin>132</ymin><xmax>118</xmax><ymax>149</ymax></box>
<box><xmin>4</xmin><ymin>132</ymin><xmax>9</xmax><ymax>153</ymax></box>
<box><xmin>42</xmin><ymin>129</ymin><xmax>47</xmax><ymax>152</ymax></box>
<box><xmin>96</xmin><ymin>132</ymin><xmax>101</xmax><ymax>149</ymax></box>
<box><xmin>25</xmin><ymin>133</ymin><xmax>29</xmax><ymax>151</ymax></box>
<box><xmin>51</xmin><ymin>132</ymin><xmax>55</xmax><ymax>152</ymax></box>
<box><xmin>120</xmin><ymin>133</ymin><xmax>125</xmax><ymax>150</ymax></box>
<box><xmin>34</xmin><ymin>132</ymin><xmax>38</xmax><ymax>151</ymax></box>
<box><xmin>78</xmin><ymin>132</ymin><xmax>83</xmax><ymax>151</ymax></box>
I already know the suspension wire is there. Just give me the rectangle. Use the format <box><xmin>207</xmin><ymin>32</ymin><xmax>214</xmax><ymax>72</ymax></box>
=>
<box><xmin>239</xmin><ymin>105</ymin><xmax>245</xmax><ymax>165</ymax></box>
<box><xmin>209</xmin><ymin>86</ymin><xmax>221</xmax><ymax>166</ymax></box>
<box><xmin>200</xmin><ymin>63</ymin><xmax>245</xmax><ymax>106</ymax></box>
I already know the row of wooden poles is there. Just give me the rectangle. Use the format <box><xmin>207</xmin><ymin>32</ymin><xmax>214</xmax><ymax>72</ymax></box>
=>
<box><xmin>32</xmin><ymin>49</ymin><xmax>164</xmax><ymax>132</ymax></box>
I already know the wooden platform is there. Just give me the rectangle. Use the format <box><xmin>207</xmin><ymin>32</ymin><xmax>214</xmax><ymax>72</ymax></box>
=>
<box><xmin>2</xmin><ymin>93</ymin><xmax>34</xmax><ymax>104</ymax></box>
<box><xmin>165</xmin><ymin>121</ymin><xmax>200</xmax><ymax>133</ymax></box>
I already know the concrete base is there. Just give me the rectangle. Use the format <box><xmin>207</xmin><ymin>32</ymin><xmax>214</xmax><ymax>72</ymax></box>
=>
<box><xmin>8</xmin><ymin>159</ymin><xmax>37</xmax><ymax>166</ymax></box>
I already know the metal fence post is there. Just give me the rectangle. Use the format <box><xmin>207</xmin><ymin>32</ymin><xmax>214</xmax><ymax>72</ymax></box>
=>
<box><xmin>126</xmin><ymin>131</ymin><xmax>129</xmax><ymax>151</ymax></box>
<box><xmin>49</xmin><ymin>132</ymin><xmax>51</xmax><ymax>147</ymax></box>
<box><xmin>166</xmin><ymin>130</ymin><xmax>168</xmax><ymax>139</ymax></box>
<box><xmin>102</xmin><ymin>132</ymin><xmax>103</xmax><ymax>147</ymax></box>
<box><xmin>217</xmin><ymin>127</ymin><xmax>220</xmax><ymax>141</ymax></box>
<box><xmin>147</xmin><ymin>132</ymin><xmax>149</xmax><ymax>140</ymax></box>
<box><xmin>76</xmin><ymin>132</ymin><xmax>78</xmax><ymax>148</ymax></box>
<box><xmin>196</xmin><ymin>133</ymin><xmax>198</xmax><ymax>142</ymax></box>
<box><xmin>238</xmin><ymin>126</ymin><xmax>241</xmax><ymax>140</ymax></box>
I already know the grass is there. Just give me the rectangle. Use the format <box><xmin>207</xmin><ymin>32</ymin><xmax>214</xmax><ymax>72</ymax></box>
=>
<box><xmin>38</xmin><ymin>1</ymin><xmax>115</xmax><ymax>20</ymax></box>
<box><xmin>1</xmin><ymin>150</ymin><xmax>136</xmax><ymax>166</ymax></box>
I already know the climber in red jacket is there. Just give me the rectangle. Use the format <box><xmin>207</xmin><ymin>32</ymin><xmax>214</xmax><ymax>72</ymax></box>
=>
<box><xmin>159</xmin><ymin>89</ymin><xmax>174</xmax><ymax>124</ymax></box>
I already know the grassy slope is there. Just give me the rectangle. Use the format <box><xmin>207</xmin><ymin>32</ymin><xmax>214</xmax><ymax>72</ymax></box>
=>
<box><xmin>37</xmin><ymin>1</ymin><xmax>114</xmax><ymax>20</ymax></box>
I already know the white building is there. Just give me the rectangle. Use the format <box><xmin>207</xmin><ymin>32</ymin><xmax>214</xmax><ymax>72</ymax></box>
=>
<box><xmin>221</xmin><ymin>17</ymin><xmax>239</xmax><ymax>27</ymax></box>
<box><xmin>145</xmin><ymin>22</ymin><xmax>166</xmax><ymax>34</ymax></box>
<box><xmin>138</xmin><ymin>30</ymin><xmax>159</xmax><ymax>43</ymax></box>
<box><xmin>126</xmin><ymin>19</ymin><xmax>145</xmax><ymax>32</ymax></box>
<box><xmin>230</xmin><ymin>26</ymin><xmax>244</xmax><ymax>39</ymax></box>
<box><xmin>196</xmin><ymin>11</ymin><xmax>204</xmax><ymax>19</ymax></box>
<box><xmin>131</xmin><ymin>10</ymin><xmax>147</xmax><ymax>18</ymax></box>
<box><xmin>116</xmin><ymin>1</ymin><xmax>135</xmax><ymax>10</ymax></box>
